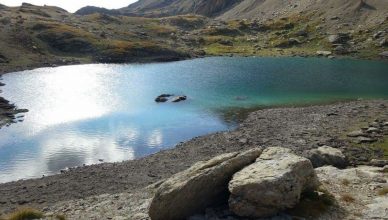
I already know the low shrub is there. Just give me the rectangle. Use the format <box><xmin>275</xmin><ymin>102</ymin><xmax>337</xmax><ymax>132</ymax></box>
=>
<box><xmin>6</xmin><ymin>208</ymin><xmax>43</xmax><ymax>220</ymax></box>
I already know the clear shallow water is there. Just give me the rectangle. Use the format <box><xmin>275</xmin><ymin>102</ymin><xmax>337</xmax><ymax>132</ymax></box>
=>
<box><xmin>0</xmin><ymin>57</ymin><xmax>388</xmax><ymax>182</ymax></box>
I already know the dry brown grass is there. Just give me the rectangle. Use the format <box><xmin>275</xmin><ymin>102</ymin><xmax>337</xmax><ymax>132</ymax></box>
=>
<box><xmin>55</xmin><ymin>214</ymin><xmax>66</xmax><ymax>220</ymax></box>
<box><xmin>6</xmin><ymin>208</ymin><xmax>43</xmax><ymax>220</ymax></box>
<box><xmin>341</xmin><ymin>193</ymin><xmax>356</xmax><ymax>203</ymax></box>
<box><xmin>287</xmin><ymin>188</ymin><xmax>335</xmax><ymax>218</ymax></box>
<box><xmin>341</xmin><ymin>179</ymin><xmax>351</xmax><ymax>186</ymax></box>
<box><xmin>378</xmin><ymin>186</ymin><xmax>388</xmax><ymax>196</ymax></box>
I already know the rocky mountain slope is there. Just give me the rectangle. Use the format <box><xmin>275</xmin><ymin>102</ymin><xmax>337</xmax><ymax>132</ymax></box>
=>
<box><xmin>76</xmin><ymin>0</ymin><xmax>388</xmax><ymax>29</ymax></box>
<box><xmin>120</xmin><ymin>0</ymin><xmax>242</xmax><ymax>17</ymax></box>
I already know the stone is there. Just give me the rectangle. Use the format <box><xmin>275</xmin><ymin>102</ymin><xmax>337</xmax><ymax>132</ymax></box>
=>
<box><xmin>370</xmin><ymin>159</ymin><xmax>388</xmax><ymax>167</ymax></box>
<box><xmin>334</xmin><ymin>45</ymin><xmax>348</xmax><ymax>54</ymax></box>
<box><xmin>328</xmin><ymin>33</ymin><xmax>350</xmax><ymax>44</ymax></box>
<box><xmin>228</xmin><ymin>147</ymin><xmax>319</xmax><ymax>218</ymax></box>
<box><xmin>296</xmin><ymin>29</ymin><xmax>308</xmax><ymax>37</ymax></box>
<box><xmin>373</xmin><ymin>31</ymin><xmax>385</xmax><ymax>39</ymax></box>
<box><xmin>155</xmin><ymin>94</ymin><xmax>173</xmax><ymax>103</ymax></box>
<box><xmin>171</xmin><ymin>95</ymin><xmax>187</xmax><ymax>103</ymax></box>
<box><xmin>316</xmin><ymin>51</ymin><xmax>332</xmax><ymax>56</ymax></box>
<box><xmin>307</xmin><ymin>146</ymin><xmax>347</xmax><ymax>168</ymax></box>
<box><xmin>347</xmin><ymin>130</ymin><xmax>365</xmax><ymax>137</ymax></box>
<box><xmin>219</xmin><ymin>39</ymin><xmax>233</xmax><ymax>46</ymax></box>
<box><xmin>148</xmin><ymin>148</ymin><xmax>262</xmax><ymax>220</ymax></box>
<box><xmin>380</xmin><ymin>51</ymin><xmax>388</xmax><ymax>58</ymax></box>
<box><xmin>382</xmin><ymin>165</ymin><xmax>388</xmax><ymax>173</ymax></box>
<box><xmin>357</xmin><ymin>137</ymin><xmax>377</xmax><ymax>144</ymax></box>
<box><xmin>379</xmin><ymin>38</ymin><xmax>388</xmax><ymax>47</ymax></box>
<box><xmin>364</xmin><ymin>197</ymin><xmax>388</xmax><ymax>219</ymax></box>
<box><xmin>366</xmin><ymin>127</ymin><xmax>379</xmax><ymax>133</ymax></box>
<box><xmin>155</xmin><ymin>96</ymin><xmax>168</xmax><ymax>103</ymax></box>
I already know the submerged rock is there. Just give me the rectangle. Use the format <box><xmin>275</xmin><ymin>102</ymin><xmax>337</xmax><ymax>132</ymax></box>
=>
<box><xmin>171</xmin><ymin>95</ymin><xmax>187</xmax><ymax>102</ymax></box>
<box><xmin>155</xmin><ymin>94</ymin><xmax>173</xmax><ymax>102</ymax></box>
<box><xmin>148</xmin><ymin>148</ymin><xmax>262</xmax><ymax>220</ymax></box>
<box><xmin>228</xmin><ymin>147</ymin><xmax>319</xmax><ymax>218</ymax></box>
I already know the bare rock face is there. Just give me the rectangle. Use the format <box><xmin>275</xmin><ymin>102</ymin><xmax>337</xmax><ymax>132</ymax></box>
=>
<box><xmin>228</xmin><ymin>147</ymin><xmax>319</xmax><ymax>218</ymax></box>
<box><xmin>307</xmin><ymin>146</ymin><xmax>348</xmax><ymax>168</ymax></box>
<box><xmin>316</xmin><ymin>165</ymin><xmax>388</xmax><ymax>219</ymax></box>
<box><xmin>148</xmin><ymin>148</ymin><xmax>262</xmax><ymax>220</ymax></box>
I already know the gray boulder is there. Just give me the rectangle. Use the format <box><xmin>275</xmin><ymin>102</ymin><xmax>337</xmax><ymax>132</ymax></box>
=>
<box><xmin>328</xmin><ymin>33</ymin><xmax>350</xmax><ymax>44</ymax></box>
<box><xmin>334</xmin><ymin>45</ymin><xmax>349</xmax><ymax>54</ymax></box>
<box><xmin>148</xmin><ymin>148</ymin><xmax>262</xmax><ymax>220</ymax></box>
<box><xmin>228</xmin><ymin>147</ymin><xmax>319</xmax><ymax>218</ymax></box>
<box><xmin>379</xmin><ymin>38</ymin><xmax>388</xmax><ymax>47</ymax></box>
<box><xmin>316</xmin><ymin>50</ymin><xmax>332</xmax><ymax>57</ymax></box>
<box><xmin>307</xmin><ymin>146</ymin><xmax>347</xmax><ymax>168</ymax></box>
<box><xmin>370</xmin><ymin>159</ymin><xmax>388</xmax><ymax>167</ymax></box>
<box><xmin>373</xmin><ymin>31</ymin><xmax>385</xmax><ymax>39</ymax></box>
<box><xmin>171</xmin><ymin>95</ymin><xmax>187</xmax><ymax>102</ymax></box>
<box><xmin>380</xmin><ymin>51</ymin><xmax>388</xmax><ymax>58</ymax></box>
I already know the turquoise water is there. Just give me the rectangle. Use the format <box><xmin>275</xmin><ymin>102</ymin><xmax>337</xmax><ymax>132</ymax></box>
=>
<box><xmin>0</xmin><ymin>57</ymin><xmax>388</xmax><ymax>182</ymax></box>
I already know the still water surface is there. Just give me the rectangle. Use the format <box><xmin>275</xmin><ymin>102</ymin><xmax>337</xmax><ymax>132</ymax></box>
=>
<box><xmin>1</xmin><ymin>57</ymin><xmax>388</xmax><ymax>182</ymax></box>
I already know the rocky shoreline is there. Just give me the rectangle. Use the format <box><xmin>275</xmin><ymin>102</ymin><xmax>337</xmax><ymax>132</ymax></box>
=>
<box><xmin>0</xmin><ymin>76</ymin><xmax>28</xmax><ymax>128</ymax></box>
<box><xmin>0</xmin><ymin>99</ymin><xmax>387</xmax><ymax>217</ymax></box>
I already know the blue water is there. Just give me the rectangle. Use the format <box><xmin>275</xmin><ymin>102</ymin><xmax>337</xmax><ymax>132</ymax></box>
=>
<box><xmin>0</xmin><ymin>57</ymin><xmax>388</xmax><ymax>182</ymax></box>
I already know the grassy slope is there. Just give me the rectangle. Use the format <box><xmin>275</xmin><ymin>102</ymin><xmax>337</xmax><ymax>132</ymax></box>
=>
<box><xmin>0</xmin><ymin>4</ymin><xmax>387</xmax><ymax>75</ymax></box>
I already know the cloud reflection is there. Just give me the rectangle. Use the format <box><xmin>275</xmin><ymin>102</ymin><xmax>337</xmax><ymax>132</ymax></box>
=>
<box><xmin>0</xmin><ymin>128</ymin><xmax>135</xmax><ymax>183</ymax></box>
<box><xmin>4</xmin><ymin>65</ymin><xmax>121</xmax><ymax>133</ymax></box>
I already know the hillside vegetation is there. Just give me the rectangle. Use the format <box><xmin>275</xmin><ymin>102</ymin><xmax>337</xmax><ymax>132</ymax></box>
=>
<box><xmin>0</xmin><ymin>1</ymin><xmax>387</xmax><ymax>74</ymax></box>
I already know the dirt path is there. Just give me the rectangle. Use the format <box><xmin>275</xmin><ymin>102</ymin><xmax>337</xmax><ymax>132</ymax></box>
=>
<box><xmin>0</xmin><ymin>100</ymin><xmax>387</xmax><ymax>214</ymax></box>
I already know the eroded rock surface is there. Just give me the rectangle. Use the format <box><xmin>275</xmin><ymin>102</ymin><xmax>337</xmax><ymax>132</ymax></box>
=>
<box><xmin>307</xmin><ymin>146</ymin><xmax>347</xmax><ymax>168</ymax></box>
<box><xmin>228</xmin><ymin>147</ymin><xmax>319</xmax><ymax>218</ymax></box>
<box><xmin>149</xmin><ymin>148</ymin><xmax>262</xmax><ymax>220</ymax></box>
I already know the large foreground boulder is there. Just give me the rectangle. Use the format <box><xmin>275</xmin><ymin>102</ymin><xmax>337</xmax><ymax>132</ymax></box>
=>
<box><xmin>307</xmin><ymin>146</ymin><xmax>348</xmax><ymax>168</ymax></box>
<box><xmin>148</xmin><ymin>148</ymin><xmax>262</xmax><ymax>220</ymax></box>
<box><xmin>228</xmin><ymin>147</ymin><xmax>319</xmax><ymax>218</ymax></box>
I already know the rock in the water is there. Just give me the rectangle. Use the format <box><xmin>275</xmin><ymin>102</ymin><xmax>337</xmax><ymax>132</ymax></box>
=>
<box><xmin>155</xmin><ymin>94</ymin><xmax>173</xmax><ymax>102</ymax></box>
<box><xmin>307</xmin><ymin>146</ymin><xmax>347</xmax><ymax>168</ymax></box>
<box><xmin>155</xmin><ymin>96</ymin><xmax>168</xmax><ymax>102</ymax></box>
<box><xmin>228</xmin><ymin>147</ymin><xmax>319</xmax><ymax>218</ymax></box>
<box><xmin>148</xmin><ymin>148</ymin><xmax>262</xmax><ymax>220</ymax></box>
<box><xmin>171</xmin><ymin>95</ymin><xmax>187</xmax><ymax>102</ymax></box>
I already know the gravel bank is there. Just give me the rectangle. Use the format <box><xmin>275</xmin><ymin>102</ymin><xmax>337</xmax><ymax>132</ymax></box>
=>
<box><xmin>0</xmin><ymin>100</ymin><xmax>388</xmax><ymax>214</ymax></box>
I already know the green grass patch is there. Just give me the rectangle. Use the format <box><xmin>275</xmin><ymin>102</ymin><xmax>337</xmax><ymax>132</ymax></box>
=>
<box><xmin>370</xmin><ymin>137</ymin><xmax>388</xmax><ymax>159</ymax></box>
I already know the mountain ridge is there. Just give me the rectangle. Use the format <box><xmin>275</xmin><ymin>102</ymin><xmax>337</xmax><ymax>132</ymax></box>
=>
<box><xmin>75</xmin><ymin>0</ymin><xmax>388</xmax><ymax>28</ymax></box>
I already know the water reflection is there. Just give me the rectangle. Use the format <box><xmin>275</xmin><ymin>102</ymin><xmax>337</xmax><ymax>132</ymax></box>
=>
<box><xmin>1</xmin><ymin>57</ymin><xmax>388</xmax><ymax>182</ymax></box>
